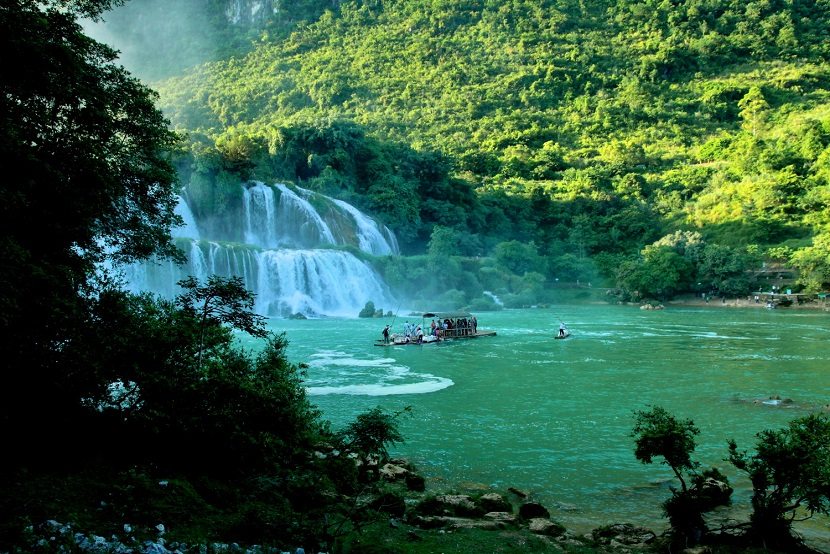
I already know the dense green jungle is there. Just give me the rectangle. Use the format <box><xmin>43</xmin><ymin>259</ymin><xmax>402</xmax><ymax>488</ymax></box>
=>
<box><xmin>104</xmin><ymin>0</ymin><xmax>830</xmax><ymax>308</ymax></box>
<box><xmin>2</xmin><ymin>0</ymin><xmax>829</xmax><ymax>553</ymax></box>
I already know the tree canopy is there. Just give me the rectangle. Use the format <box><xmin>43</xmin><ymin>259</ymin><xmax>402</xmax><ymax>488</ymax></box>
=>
<box><xmin>0</xmin><ymin>7</ymin><xmax>431</xmax><ymax>550</ymax></box>
<box><xmin>0</xmin><ymin>0</ymin><xmax>181</xmax><ymax>458</ymax></box>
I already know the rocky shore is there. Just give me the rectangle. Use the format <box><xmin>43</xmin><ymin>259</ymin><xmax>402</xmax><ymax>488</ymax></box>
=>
<box><xmin>15</xmin><ymin>458</ymin><xmax>666</xmax><ymax>554</ymax></box>
<box><xmin>353</xmin><ymin>458</ymin><xmax>668</xmax><ymax>553</ymax></box>
<box><xmin>15</xmin><ymin>455</ymin><xmax>827</xmax><ymax>554</ymax></box>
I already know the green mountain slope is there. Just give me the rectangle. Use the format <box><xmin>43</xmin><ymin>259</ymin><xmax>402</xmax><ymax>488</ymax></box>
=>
<box><xmin>153</xmin><ymin>0</ymin><xmax>830</xmax><ymax>297</ymax></box>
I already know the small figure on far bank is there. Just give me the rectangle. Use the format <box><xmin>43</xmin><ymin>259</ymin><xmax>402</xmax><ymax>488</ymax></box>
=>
<box><xmin>382</xmin><ymin>324</ymin><xmax>390</xmax><ymax>344</ymax></box>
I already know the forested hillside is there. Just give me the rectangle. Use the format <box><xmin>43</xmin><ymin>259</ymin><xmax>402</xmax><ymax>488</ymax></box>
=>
<box><xmin>148</xmin><ymin>0</ymin><xmax>830</xmax><ymax>303</ymax></box>
<box><xmin>4</xmin><ymin>2</ymin><xmax>830</xmax><ymax>551</ymax></box>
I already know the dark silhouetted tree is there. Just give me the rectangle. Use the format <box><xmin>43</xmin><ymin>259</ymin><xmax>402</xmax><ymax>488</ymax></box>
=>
<box><xmin>728</xmin><ymin>413</ymin><xmax>830</xmax><ymax>548</ymax></box>
<box><xmin>0</xmin><ymin>0</ymin><xmax>180</xmax><ymax>462</ymax></box>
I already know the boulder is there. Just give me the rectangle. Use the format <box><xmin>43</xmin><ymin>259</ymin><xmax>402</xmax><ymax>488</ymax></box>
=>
<box><xmin>450</xmin><ymin>519</ymin><xmax>504</xmax><ymax>531</ymax></box>
<box><xmin>435</xmin><ymin>494</ymin><xmax>483</xmax><ymax>517</ymax></box>
<box><xmin>379</xmin><ymin>463</ymin><xmax>409</xmax><ymax>481</ymax></box>
<box><xmin>592</xmin><ymin>523</ymin><xmax>656</xmax><ymax>546</ymax></box>
<box><xmin>477</xmin><ymin>492</ymin><xmax>512</xmax><ymax>513</ymax></box>
<box><xmin>405</xmin><ymin>473</ymin><xmax>426</xmax><ymax>492</ymax></box>
<box><xmin>483</xmin><ymin>512</ymin><xmax>517</xmax><ymax>525</ymax></box>
<box><xmin>696</xmin><ymin>477</ymin><xmax>733</xmax><ymax>507</ymax></box>
<box><xmin>368</xmin><ymin>492</ymin><xmax>406</xmax><ymax>518</ymax></box>
<box><xmin>388</xmin><ymin>457</ymin><xmax>414</xmax><ymax>469</ymax></box>
<box><xmin>414</xmin><ymin>494</ymin><xmax>484</xmax><ymax>517</ymax></box>
<box><xmin>518</xmin><ymin>501</ymin><xmax>550</xmax><ymax>519</ymax></box>
<box><xmin>410</xmin><ymin>515</ymin><xmax>504</xmax><ymax>531</ymax></box>
<box><xmin>528</xmin><ymin>518</ymin><xmax>566</xmax><ymax>537</ymax></box>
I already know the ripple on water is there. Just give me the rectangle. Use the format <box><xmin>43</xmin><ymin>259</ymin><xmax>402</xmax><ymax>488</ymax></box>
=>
<box><xmin>304</xmin><ymin>350</ymin><xmax>453</xmax><ymax>396</ymax></box>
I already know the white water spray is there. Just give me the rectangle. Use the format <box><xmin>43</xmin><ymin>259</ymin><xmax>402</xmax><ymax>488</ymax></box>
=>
<box><xmin>125</xmin><ymin>184</ymin><xmax>398</xmax><ymax>317</ymax></box>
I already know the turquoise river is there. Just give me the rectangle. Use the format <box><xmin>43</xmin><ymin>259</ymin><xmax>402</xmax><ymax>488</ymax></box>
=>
<box><xmin>250</xmin><ymin>304</ymin><xmax>830</xmax><ymax>548</ymax></box>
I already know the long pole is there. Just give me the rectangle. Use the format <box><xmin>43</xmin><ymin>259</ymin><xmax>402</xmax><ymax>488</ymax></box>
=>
<box><xmin>554</xmin><ymin>314</ymin><xmax>569</xmax><ymax>337</ymax></box>
<box><xmin>389</xmin><ymin>302</ymin><xmax>402</xmax><ymax>331</ymax></box>
<box><xmin>378</xmin><ymin>303</ymin><xmax>402</xmax><ymax>344</ymax></box>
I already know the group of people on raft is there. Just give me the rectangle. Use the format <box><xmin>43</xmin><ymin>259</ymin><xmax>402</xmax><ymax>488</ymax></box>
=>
<box><xmin>380</xmin><ymin>316</ymin><xmax>478</xmax><ymax>344</ymax></box>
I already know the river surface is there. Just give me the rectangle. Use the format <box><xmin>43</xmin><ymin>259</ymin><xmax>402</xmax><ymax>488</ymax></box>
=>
<box><xmin>254</xmin><ymin>304</ymin><xmax>830</xmax><ymax>547</ymax></box>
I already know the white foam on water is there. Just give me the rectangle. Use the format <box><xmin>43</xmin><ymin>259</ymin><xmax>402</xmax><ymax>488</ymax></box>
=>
<box><xmin>304</xmin><ymin>350</ymin><xmax>454</xmax><ymax>396</ymax></box>
<box><xmin>308</xmin><ymin>351</ymin><xmax>397</xmax><ymax>368</ymax></box>
<box><xmin>308</xmin><ymin>380</ymin><xmax>453</xmax><ymax>396</ymax></box>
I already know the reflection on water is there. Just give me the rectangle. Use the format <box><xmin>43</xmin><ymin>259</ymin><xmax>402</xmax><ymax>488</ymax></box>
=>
<box><xmin>251</xmin><ymin>305</ymin><xmax>830</xmax><ymax>548</ymax></box>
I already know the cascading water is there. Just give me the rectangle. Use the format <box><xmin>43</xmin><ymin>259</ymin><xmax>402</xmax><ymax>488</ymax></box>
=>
<box><xmin>329</xmin><ymin>197</ymin><xmax>399</xmax><ymax>256</ymax></box>
<box><xmin>172</xmin><ymin>194</ymin><xmax>201</xmax><ymax>240</ymax></box>
<box><xmin>224</xmin><ymin>0</ymin><xmax>278</xmax><ymax>26</ymax></box>
<box><xmin>124</xmin><ymin>183</ymin><xmax>398</xmax><ymax>317</ymax></box>
<box><xmin>255</xmin><ymin>249</ymin><xmax>394</xmax><ymax>317</ymax></box>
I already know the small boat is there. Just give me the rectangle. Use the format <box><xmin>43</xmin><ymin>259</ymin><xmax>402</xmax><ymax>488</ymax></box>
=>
<box><xmin>375</xmin><ymin>310</ymin><xmax>496</xmax><ymax>346</ymax></box>
<box><xmin>555</xmin><ymin>322</ymin><xmax>571</xmax><ymax>339</ymax></box>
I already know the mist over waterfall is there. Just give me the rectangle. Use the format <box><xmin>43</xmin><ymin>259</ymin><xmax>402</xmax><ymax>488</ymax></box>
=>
<box><xmin>124</xmin><ymin>182</ymin><xmax>398</xmax><ymax>318</ymax></box>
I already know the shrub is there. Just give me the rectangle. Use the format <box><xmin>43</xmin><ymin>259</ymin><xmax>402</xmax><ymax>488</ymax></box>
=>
<box><xmin>728</xmin><ymin>413</ymin><xmax>830</xmax><ymax>548</ymax></box>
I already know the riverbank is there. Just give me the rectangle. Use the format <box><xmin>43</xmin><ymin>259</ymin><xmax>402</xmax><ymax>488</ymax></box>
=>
<box><xmin>664</xmin><ymin>293</ymin><xmax>829</xmax><ymax>310</ymax></box>
<box><xmin>8</xmin><ymin>460</ymin><xmax>827</xmax><ymax>554</ymax></box>
<box><xmin>324</xmin><ymin>458</ymin><xmax>828</xmax><ymax>554</ymax></box>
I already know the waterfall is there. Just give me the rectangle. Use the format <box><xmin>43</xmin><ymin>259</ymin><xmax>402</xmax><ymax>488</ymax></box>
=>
<box><xmin>273</xmin><ymin>184</ymin><xmax>337</xmax><ymax>247</ymax></box>
<box><xmin>484</xmin><ymin>291</ymin><xmax>504</xmax><ymax>306</ymax></box>
<box><xmin>330</xmin><ymin>197</ymin><xmax>399</xmax><ymax>256</ymax></box>
<box><xmin>240</xmin><ymin>182</ymin><xmax>398</xmax><ymax>254</ymax></box>
<box><xmin>224</xmin><ymin>0</ymin><xmax>278</xmax><ymax>26</ymax></box>
<box><xmin>254</xmin><ymin>250</ymin><xmax>395</xmax><ymax>317</ymax></box>
<box><xmin>242</xmin><ymin>183</ymin><xmax>278</xmax><ymax>247</ymax></box>
<box><xmin>172</xmin><ymin>195</ymin><xmax>200</xmax><ymax>239</ymax></box>
<box><xmin>123</xmin><ymin>185</ymin><xmax>398</xmax><ymax>317</ymax></box>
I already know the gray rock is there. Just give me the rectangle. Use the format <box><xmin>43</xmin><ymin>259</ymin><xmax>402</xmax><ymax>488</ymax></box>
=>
<box><xmin>435</xmin><ymin>494</ymin><xmax>482</xmax><ymax>517</ymax></box>
<box><xmin>592</xmin><ymin>523</ymin><xmax>657</xmax><ymax>546</ymax></box>
<box><xmin>483</xmin><ymin>512</ymin><xmax>517</xmax><ymax>524</ymax></box>
<box><xmin>528</xmin><ymin>518</ymin><xmax>566</xmax><ymax>537</ymax></box>
<box><xmin>379</xmin><ymin>463</ymin><xmax>409</xmax><ymax>481</ymax></box>
<box><xmin>477</xmin><ymin>492</ymin><xmax>512</xmax><ymax>513</ymax></box>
